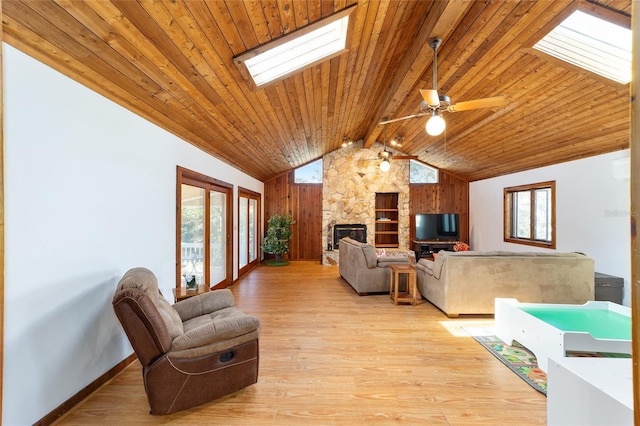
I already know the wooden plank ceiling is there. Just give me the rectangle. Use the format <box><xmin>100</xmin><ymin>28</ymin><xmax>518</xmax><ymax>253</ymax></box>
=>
<box><xmin>2</xmin><ymin>0</ymin><xmax>631</xmax><ymax>182</ymax></box>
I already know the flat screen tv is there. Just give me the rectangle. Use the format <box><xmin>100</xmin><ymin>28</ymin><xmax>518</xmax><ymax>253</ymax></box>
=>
<box><xmin>415</xmin><ymin>213</ymin><xmax>460</xmax><ymax>241</ymax></box>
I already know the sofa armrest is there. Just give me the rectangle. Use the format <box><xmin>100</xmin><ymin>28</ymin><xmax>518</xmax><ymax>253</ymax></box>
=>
<box><xmin>173</xmin><ymin>289</ymin><xmax>235</xmax><ymax>321</ymax></box>
<box><xmin>416</xmin><ymin>258</ymin><xmax>434</xmax><ymax>275</ymax></box>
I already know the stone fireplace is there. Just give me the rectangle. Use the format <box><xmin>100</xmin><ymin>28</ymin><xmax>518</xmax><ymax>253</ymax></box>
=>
<box><xmin>322</xmin><ymin>141</ymin><xmax>411</xmax><ymax>264</ymax></box>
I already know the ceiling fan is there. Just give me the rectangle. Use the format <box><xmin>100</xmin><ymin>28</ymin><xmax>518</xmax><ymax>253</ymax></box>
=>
<box><xmin>378</xmin><ymin>122</ymin><xmax>417</xmax><ymax>171</ymax></box>
<box><xmin>379</xmin><ymin>37</ymin><xmax>507</xmax><ymax>135</ymax></box>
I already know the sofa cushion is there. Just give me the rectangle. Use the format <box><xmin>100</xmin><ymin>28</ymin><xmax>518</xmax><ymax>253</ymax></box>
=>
<box><xmin>175</xmin><ymin>307</ymin><xmax>260</xmax><ymax>352</ymax></box>
<box><xmin>156</xmin><ymin>297</ymin><xmax>186</xmax><ymax>340</ymax></box>
<box><xmin>429</xmin><ymin>250</ymin><xmax>589</xmax><ymax>280</ymax></box>
<box><xmin>442</xmin><ymin>250</ymin><xmax>586</xmax><ymax>258</ymax></box>
<box><xmin>362</xmin><ymin>245</ymin><xmax>379</xmax><ymax>268</ymax></box>
<box><xmin>173</xmin><ymin>289</ymin><xmax>235</xmax><ymax>322</ymax></box>
<box><xmin>376</xmin><ymin>256</ymin><xmax>409</xmax><ymax>268</ymax></box>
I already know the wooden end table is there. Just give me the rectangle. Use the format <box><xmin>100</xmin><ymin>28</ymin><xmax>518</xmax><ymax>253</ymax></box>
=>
<box><xmin>389</xmin><ymin>264</ymin><xmax>417</xmax><ymax>305</ymax></box>
<box><xmin>173</xmin><ymin>284</ymin><xmax>210</xmax><ymax>303</ymax></box>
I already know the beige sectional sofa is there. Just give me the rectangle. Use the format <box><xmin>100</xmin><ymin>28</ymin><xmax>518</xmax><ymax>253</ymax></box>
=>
<box><xmin>416</xmin><ymin>250</ymin><xmax>595</xmax><ymax>317</ymax></box>
<box><xmin>338</xmin><ymin>237</ymin><xmax>410</xmax><ymax>294</ymax></box>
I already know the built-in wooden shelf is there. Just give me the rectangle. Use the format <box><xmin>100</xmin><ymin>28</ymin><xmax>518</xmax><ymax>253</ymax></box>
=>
<box><xmin>375</xmin><ymin>192</ymin><xmax>399</xmax><ymax>248</ymax></box>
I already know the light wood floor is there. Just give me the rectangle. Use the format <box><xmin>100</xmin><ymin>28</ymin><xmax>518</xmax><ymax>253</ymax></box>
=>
<box><xmin>55</xmin><ymin>261</ymin><xmax>546</xmax><ymax>425</ymax></box>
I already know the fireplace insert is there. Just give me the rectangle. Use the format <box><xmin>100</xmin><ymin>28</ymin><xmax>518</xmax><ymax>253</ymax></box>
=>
<box><xmin>333</xmin><ymin>224</ymin><xmax>367</xmax><ymax>249</ymax></box>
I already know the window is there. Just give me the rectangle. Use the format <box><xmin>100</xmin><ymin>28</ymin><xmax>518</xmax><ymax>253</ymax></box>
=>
<box><xmin>294</xmin><ymin>159</ymin><xmax>323</xmax><ymax>183</ymax></box>
<box><xmin>504</xmin><ymin>181</ymin><xmax>556</xmax><ymax>248</ymax></box>
<box><xmin>533</xmin><ymin>10</ymin><xmax>631</xmax><ymax>84</ymax></box>
<box><xmin>409</xmin><ymin>160</ymin><xmax>438</xmax><ymax>183</ymax></box>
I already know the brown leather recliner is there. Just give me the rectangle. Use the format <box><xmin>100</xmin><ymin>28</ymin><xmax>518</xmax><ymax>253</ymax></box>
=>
<box><xmin>112</xmin><ymin>267</ymin><xmax>260</xmax><ymax>415</ymax></box>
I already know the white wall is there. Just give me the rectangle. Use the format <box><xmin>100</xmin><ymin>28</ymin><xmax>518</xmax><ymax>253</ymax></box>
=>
<box><xmin>2</xmin><ymin>43</ymin><xmax>263</xmax><ymax>425</ymax></box>
<box><xmin>469</xmin><ymin>150</ymin><xmax>631</xmax><ymax>305</ymax></box>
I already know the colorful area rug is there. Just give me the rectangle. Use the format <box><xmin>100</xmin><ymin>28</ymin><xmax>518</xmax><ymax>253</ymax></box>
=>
<box><xmin>471</xmin><ymin>333</ymin><xmax>547</xmax><ymax>394</ymax></box>
<box><xmin>464</xmin><ymin>327</ymin><xmax>631</xmax><ymax>396</ymax></box>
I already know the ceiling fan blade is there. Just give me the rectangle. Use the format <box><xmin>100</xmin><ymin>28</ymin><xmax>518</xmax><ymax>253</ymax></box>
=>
<box><xmin>420</xmin><ymin>89</ymin><xmax>440</xmax><ymax>107</ymax></box>
<box><xmin>447</xmin><ymin>96</ymin><xmax>507</xmax><ymax>112</ymax></box>
<box><xmin>379</xmin><ymin>112</ymin><xmax>428</xmax><ymax>125</ymax></box>
<box><xmin>390</xmin><ymin>155</ymin><xmax>419</xmax><ymax>160</ymax></box>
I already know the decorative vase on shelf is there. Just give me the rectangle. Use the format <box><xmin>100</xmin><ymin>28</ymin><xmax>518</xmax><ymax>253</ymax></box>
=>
<box><xmin>185</xmin><ymin>274</ymin><xmax>197</xmax><ymax>290</ymax></box>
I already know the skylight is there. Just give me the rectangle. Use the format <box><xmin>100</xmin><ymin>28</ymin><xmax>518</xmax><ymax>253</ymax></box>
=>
<box><xmin>234</xmin><ymin>11</ymin><xmax>352</xmax><ymax>88</ymax></box>
<box><xmin>533</xmin><ymin>10</ymin><xmax>631</xmax><ymax>84</ymax></box>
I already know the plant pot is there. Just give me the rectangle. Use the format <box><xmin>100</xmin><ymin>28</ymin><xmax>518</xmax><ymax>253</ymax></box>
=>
<box><xmin>266</xmin><ymin>252</ymin><xmax>289</xmax><ymax>267</ymax></box>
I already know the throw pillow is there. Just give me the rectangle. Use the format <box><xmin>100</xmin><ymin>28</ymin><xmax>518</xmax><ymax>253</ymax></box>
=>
<box><xmin>453</xmin><ymin>241</ymin><xmax>470</xmax><ymax>252</ymax></box>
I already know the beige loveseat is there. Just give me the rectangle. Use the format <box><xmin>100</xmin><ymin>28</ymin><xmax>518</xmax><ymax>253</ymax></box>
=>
<box><xmin>338</xmin><ymin>237</ymin><xmax>410</xmax><ymax>294</ymax></box>
<box><xmin>416</xmin><ymin>250</ymin><xmax>595</xmax><ymax>317</ymax></box>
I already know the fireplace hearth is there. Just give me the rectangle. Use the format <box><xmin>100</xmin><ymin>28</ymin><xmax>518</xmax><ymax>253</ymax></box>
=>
<box><xmin>333</xmin><ymin>224</ymin><xmax>367</xmax><ymax>249</ymax></box>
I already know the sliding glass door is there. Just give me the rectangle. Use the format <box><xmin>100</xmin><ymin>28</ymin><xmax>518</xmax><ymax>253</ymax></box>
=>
<box><xmin>209</xmin><ymin>190</ymin><xmax>227</xmax><ymax>285</ymax></box>
<box><xmin>238</xmin><ymin>188</ymin><xmax>261</xmax><ymax>276</ymax></box>
<box><xmin>177</xmin><ymin>167</ymin><xmax>232</xmax><ymax>289</ymax></box>
<box><xmin>180</xmin><ymin>184</ymin><xmax>206</xmax><ymax>285</ymax></box>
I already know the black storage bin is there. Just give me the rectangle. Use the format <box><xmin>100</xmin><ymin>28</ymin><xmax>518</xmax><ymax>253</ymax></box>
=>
<box><xmin>594</xmin><ymin>272</ymin><xmax>624</xmax><ymax>305</ymax></box>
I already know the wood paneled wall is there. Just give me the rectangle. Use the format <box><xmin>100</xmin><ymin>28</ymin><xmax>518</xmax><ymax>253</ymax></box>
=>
<box><xmin>263</xmin><ymin>171</ymin><xmax>323</xmax><ymax>261</ymax></box>
<box><xmin>409</xmin><ymin>171</ymin><xmax>470</xmax><ymax>243</ymax></box>
<box><xmin>290</xmin><ymin>183</ymin><xmax>323</xmax><ymax>260</ymax></box>
<box><xmin>264</xmin><ymin>168</ymin><xmax>469</xmax><ymax>261</ymax></box>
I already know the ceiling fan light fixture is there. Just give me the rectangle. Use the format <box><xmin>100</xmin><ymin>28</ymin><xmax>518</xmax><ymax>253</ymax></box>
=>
<box><xmin>380</xmin><ymin>157</ymin><xmax>391</xmax><ymax>171</ymax></box>
<box><xmin>391</xmin><ymin>136</ymin><xmax>402</xmax><ymax>147</ymax></box>
<box><xmin>426</xmin><ymin>112</ymin><xmax>446</xmax><ymax>136</ymax></box>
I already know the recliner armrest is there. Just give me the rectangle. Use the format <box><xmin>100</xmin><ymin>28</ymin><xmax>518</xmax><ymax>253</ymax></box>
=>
<box><xmin>171</xmin><ymin>313</ymin><xmax>260</xmax><ymax>353</ymax></box>
<box><xmin>173</xmin><ymin>289</ymin><xmax>235</xmax><ymax>322</ymax></box>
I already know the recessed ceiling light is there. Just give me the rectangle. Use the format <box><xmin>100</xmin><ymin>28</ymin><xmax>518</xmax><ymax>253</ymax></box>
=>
<box><xmin>234</xmin><ymin>6</ymin><xmax>355</xmax><ymax>88</ymax></box>
<box><xmin>533</xmin><ymin>10</ymin><xmax>631</xmax><ymax>84</ymax></box>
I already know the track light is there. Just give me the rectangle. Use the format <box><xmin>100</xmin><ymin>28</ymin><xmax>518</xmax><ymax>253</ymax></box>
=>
<box><xmin>426</xmin><ymin>111</ymin><xmax>446</xmax><ymax>136</ymax></box>
<box><xmin>390</xmin><ymin>136</ymin><xmax>403</xmax><ymax>147</ymax></box>
<box><xmin>341</xmin><ymin>136</ymin><xmax>353</xmax><ymax>148</ymax></box>
<box><xmin>380</xmin><ymin>157</ymin><xmax>390</xmax><ymax>171</ymax></box>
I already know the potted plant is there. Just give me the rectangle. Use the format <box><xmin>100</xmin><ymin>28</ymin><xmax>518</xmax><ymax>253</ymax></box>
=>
<box><xmin>262</xmin><ymin>213</ymin><xmax>295</xmax><ymax>266</ymax></box>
